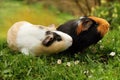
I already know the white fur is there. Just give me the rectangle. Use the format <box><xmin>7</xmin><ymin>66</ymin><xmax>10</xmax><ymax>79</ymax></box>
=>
<box><xmin>53</xmin><ymin>31</ymin><xmax>72</xmax><ymax>50</ymax></box>
<box><xmin>7</xmin><ymin>21</ymin><xmax>73</xmax><ymax>56</ymax></box>
<box><xmin>16</xmin><ymin>22</ymin><xmax>46</xmax><ymax>55</ymax></box>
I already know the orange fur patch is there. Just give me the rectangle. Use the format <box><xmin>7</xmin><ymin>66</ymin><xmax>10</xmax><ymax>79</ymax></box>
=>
<box><xmin>76</xmin><ymin>23</ymin><xmax>83</xmax><ymax>35</ymax></box>
<box><xmin>89</xmin><ymin>16</ymin><xmax>110</xmax><ymax>36</ymax></box>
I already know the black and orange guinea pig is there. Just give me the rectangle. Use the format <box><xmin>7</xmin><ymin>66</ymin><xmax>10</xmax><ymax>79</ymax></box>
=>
<box><xmin>57</xmin><ymin>16</ymin><xmax>110</xmax><ymax>54</ymax></box>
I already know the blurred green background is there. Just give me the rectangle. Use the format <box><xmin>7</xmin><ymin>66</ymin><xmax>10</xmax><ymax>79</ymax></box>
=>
<box><xmin>1</xmin><ymin>0</ymin><xmax>120</xmax><ymax>39</ymax></box>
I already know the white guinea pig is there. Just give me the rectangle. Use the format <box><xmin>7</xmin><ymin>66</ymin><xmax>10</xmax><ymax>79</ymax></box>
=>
<box><xmin>7</xmin><ymin>21</ymin><xmax>72</xmax><ymax>56</ymax></box>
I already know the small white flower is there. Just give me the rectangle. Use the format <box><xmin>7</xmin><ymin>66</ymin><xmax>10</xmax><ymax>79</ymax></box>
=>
<box><xmin>88</xmin><ymin>75</ymin><xmax>92</xmax><ymax>78</ymax></box>
<box><xmin>109</xmin><ymin>52</ymin><xmax>116</xmax><ymax>56</ymax></box>
<box><xmin>100</xmin><ymin>45</ymin><xmax>104</xmax><ymax>49</ymax></box>
<box><xmin>83</xmin><ymin>70</ymin><xmax>89</xmax><ymax>74</ymax></box>
<box><xmin>99</xmin><ymin>40</ymin><xmax>102</xmax><ymax>43</ymax></box>
<box><xmin>74</xmin><ymin>60</ymin><xmax>79</xmax><ymax>65</ymax></box>
<box><xmin>57</xmin><ymin>59</ymin><xmax>62</xmax><ymax>64</ymax></box>
<box><xmin>112</xmin><ymin>39</ymin><xmax>115</xmax><ymax>41</ymax></box>
<box><xmin>66</xmin><ymin>62</ymin><xmax>71</xmax><ymax>67</ymax></box>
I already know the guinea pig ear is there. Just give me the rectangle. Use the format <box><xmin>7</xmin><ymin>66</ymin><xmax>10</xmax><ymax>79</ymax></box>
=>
<box><xmin>82</xmin><ymin>19</ymin><xmax>93</xmax><ymax>31</ymax></box>
<box><xmin>42</xmin><ymin>36</ymin><xmax>54</xmax><ymax>47</ymax></box>
<box><xmin>47</xmin><ymin>24</ymin><xmax>56</xmax><ymax>31</ymax></box>
<box><xmin>76</xmin><ymin>18</ymin><xmax>93</xmax><ymax>35</ymax></box>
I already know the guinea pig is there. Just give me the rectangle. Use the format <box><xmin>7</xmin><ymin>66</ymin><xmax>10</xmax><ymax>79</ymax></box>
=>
<box><xmin>57</xmin><ymin>16</ymin><xmax>110</xmax><ymax>54</ymax></box>
<box><xmin>7</xmin><ymin>21</ymin><xmax>73</xmax><ymax>56</ymax></box>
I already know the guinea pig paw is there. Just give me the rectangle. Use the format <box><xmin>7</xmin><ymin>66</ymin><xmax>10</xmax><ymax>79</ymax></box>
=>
<box><xmin>21</xmin><ymin>48</ymin><xmax>30</xmax><ymax>55</ymax></box>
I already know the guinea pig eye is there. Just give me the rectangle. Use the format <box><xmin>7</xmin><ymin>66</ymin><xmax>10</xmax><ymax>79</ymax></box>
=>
<box><xmin>56</xmin><ymin>36</ymin><xmax>62</xmax><ymax>41</ymax></box>
<box><xmin>95</xmin><ymin>23</ymin><xmax>99</xmax><ymax>27</ymax></box>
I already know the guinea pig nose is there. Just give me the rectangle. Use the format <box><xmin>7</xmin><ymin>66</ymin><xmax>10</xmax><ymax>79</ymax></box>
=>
<box><xmin>70</xmin><ymin>39</ymin><xmax>73</xmax><ymax>43</ymax></box>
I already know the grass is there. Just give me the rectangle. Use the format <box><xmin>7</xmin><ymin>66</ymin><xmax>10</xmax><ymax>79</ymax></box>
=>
<box><xmin>0</xmin><ymin>1</ymin><xmax>120</xmax><ymax>80</ymax></box>
<box><xmin>1</xmin><ymin>29</ymin><xmax>120</xmax><ymax>80</ymax></box>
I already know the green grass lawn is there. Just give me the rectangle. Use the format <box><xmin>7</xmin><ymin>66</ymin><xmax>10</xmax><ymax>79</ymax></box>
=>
<box><xmin>1</xmin><ymin>30</ymin><xmax>120</xmax><ymax>80</ymax></box>
<box><xmin>0</xmin><ymin>1</ymin><xmax>120</xmax><ymax>80</ymax></box>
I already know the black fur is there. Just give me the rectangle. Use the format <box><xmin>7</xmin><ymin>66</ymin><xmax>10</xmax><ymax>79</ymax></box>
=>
<box><xmin>42</xmin><ymin>31</ymin><xmax>62</xmax><ymax>47</ymax></box>
<box><xmin>57</xmin><ymin>17</ymin><xmax>102</xmax><ymax>54</ymax></box>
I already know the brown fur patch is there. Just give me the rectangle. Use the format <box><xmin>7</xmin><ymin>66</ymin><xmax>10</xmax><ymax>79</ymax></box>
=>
<box><xmin>33</xmin><ymin>41</ymin><xmax>65</xmax><ymax>56</ymax></box>
<box><xmin>76</xmin><ymin>23</ymin><xmax>83</xmax><ymax>35</ymax></box>
<box><xmin>89</xmin><ymin>16</ymin><xmax>110</xmax><ymax>36</ymax></box>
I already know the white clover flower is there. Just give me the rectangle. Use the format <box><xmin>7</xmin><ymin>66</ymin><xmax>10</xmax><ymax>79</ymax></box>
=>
<box><xmin>83</xmin><ymin>70</ymin><xmax>89</xmax><ymax>74</ymax></box>
<box><xmin>57</xmin><ymin>59</ymin><xmax>62</xmax><ymax>64</ymax></box>
<box><xmin>74</xmin><ymin>60</ymin><xmax>79</xmax><ymax>65</ymax></box>
<box><xmin>109</xmin><ymin>52</ymin><xmax>116</xmax><ymax>56</ymax></box>
<box><xmin>100</xmin><ymin>45</ymin><xmax>104</xmax><ymax>49</ymax></box>
<box><xmin>66</xmin><ymin>62</ymin><xmax>71</xmax><ymax>67</ymax></box>
<box><xmin>112</xmin><ymin>38</ymin><xmax>115</xmax><ymax>41</ymax></box>
<box><xmin>99</xmin><ymin>40</ymin><xmax>102</xmax><ymax>43</ymax></box>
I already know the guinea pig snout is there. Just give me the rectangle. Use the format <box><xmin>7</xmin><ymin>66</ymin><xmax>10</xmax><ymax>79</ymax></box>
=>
<box><xmin>69</xmin><ymin>37</ymin><xmax>73</xmax><ymax>44</ymax></box>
